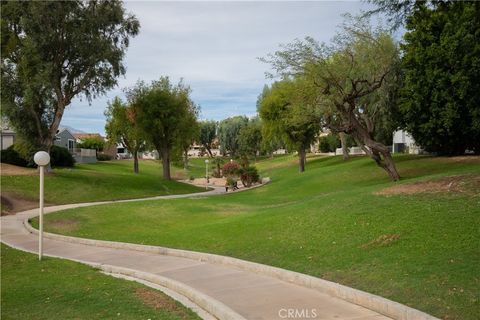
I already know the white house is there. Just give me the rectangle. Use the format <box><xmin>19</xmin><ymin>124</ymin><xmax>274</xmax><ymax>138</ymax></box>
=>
<box><xmin>1</xmin><ymin>124</ymin><xmax>16</xmax><ymax>150</ymax></box>
<box><xmin>392</xmin><ymin>130</ymin><xmax>423</xmax><ymax>154</ymax></box>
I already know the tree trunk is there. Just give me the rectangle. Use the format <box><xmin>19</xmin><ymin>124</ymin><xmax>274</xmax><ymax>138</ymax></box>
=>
<box><xmin>339</xmin><ymin>132</ymin><xmax>349</xmax><ymax>161</ymax></box>
<box><xmin>298</xmin><ymin>148</ymin><xmax>306</xmax><ymax>173</ymax></box>
<box><xmin>206</xmin><ymin>146</ymin><xmax>213</xmax><ymax>158</ymax></box>
<box><xmin>350</xmin><ymin>128</ymin><xmax>400</xmax><ymax>181</ymax></box>
<box><xmin>381</xmin><ymin>151</ymin><xmax>400</xmax><ymax>181</ymax></box>
<box><xmin>160</xmin><ymin>148</ymin><xmax>171</xmax><ymax>180</ymax></box>
<box><xmin>183</xmin><ymin>148</ymin><xmax>189</xmax><ymax>170</ymax></box>
<box><xmin>133</xmin><ymin>150</ymin><xmax>139</xmax><ymax>174</ymax></box>
<box><xmin>338</xmin><ymin>105</ymin><xmax>401</xmax><ymax>181</ymax></box>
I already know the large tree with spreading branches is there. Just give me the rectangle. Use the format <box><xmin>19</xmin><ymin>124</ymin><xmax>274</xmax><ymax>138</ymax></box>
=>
<box><xmin>262</xmin><ymin>18</ymin><xmax>402</xmax><ymax>180</ymax></box>
<box><xmin>1</xmin><ymin>1</ymin><xmax>139</xmax><ymax>160</ymax></box>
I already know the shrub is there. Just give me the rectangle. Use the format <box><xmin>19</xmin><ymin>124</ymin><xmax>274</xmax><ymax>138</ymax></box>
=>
<box><xmin>77</xmin><ymin>136</ymin><xmax>105</xmax><ymax>152</ymax></box>
<box><xmin>226</xmin><ymin>176</ymin><xmax>236</xmax><ymax>187</ymax></box>
<box><xmin>1</xmin><ymin>145</ymin><xmax>29</xmax><ymax>167</ymax></box>
<box><xmin>239</xmin><ymin>166</ymin><xmax>260</xmax><ymax>187</ymax></box>
<box><xmin>222</xmin><ymin>161</ymin><xmax>240</xmax><ymax>177</ymax></box>
<box><xmin>319</xmin><ymin>135</ymin><xmax>340</xmax><ymax>153</ymax></box>
<box><xmin>50</xmin><ymin>146</ymin><xmax>75</xmax><ymax>167</ymax></box>
<box><xmin>97</xmin><ymin>153</ymin><xmax>112</xmax><ymax>161</ymax></box>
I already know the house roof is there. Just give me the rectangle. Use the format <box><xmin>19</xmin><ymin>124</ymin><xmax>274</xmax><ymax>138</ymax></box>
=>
<box><xmin>56</xmin><ymin>128</ymin><xmax>76</xmax><ymax>138</ymax></box>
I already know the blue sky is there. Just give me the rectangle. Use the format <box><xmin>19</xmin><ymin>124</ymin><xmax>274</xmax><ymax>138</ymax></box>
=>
<box><xmin>61</xmin><ymin>1</ymin><xmax>375</xmax><ymax>135</ymax></box>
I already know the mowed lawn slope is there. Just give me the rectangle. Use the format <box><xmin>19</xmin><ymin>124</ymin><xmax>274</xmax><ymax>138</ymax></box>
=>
<box><xmin>1</xmin><ymin>160</ymin><xmax>204</xmax><ymax>205</ymax></box>
<box><xmin>0</xmin><ymin>244</ymin><xmax>200</xmax><ymax>320</ymax></box>
<box><xmin>36</xmin><ymin>155</ymin><xmax>480</xmax><ymax>319</ymax></box>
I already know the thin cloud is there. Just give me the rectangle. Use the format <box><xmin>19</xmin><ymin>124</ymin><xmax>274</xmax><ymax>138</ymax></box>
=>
<box><xmin>61</xmin><ymin>1</ymin><xmax>374</xmax><ymax>134</ymax></box>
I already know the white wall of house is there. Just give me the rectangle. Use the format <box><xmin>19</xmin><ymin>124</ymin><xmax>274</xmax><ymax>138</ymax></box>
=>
<box><xmin>392</xmin><ymin>130</ymin><xmax>423</xmax><ymax>154</ymax></box>
<box><xmin>393</xmin><ymin>130</ymin><xmax>415</xmax><ymax>145</ymax></box>
<box><xmin>1</xmin><ymin>120</ymin><xmax>16</xmax><ymax>150</ymax></box>
<box><xmin>1</xmin><ymin>133</ymin><xmax>15</xmax><ymax>150</ymax></box>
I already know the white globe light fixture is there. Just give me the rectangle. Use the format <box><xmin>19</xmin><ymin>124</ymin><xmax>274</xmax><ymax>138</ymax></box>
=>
<box><xmin>34</xmin><ymin>151</ymin><xmax>50</xmax><ymax>166</ymax></box>
<box><xmin>34</xmin><ymin>151</ymin><xmax>50</xmax><ymax>261</ymax></box>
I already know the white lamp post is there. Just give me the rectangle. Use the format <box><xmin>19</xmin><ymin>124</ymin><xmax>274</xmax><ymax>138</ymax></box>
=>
<box><xmin>205</xmin><ymin>159</ymin><xmax>209</xmax><ymax>190</ymax></box>
<box><xmin>34</xmin><ymin>151</ymin><xmax>50</xmax><ymax>261</ymax></box>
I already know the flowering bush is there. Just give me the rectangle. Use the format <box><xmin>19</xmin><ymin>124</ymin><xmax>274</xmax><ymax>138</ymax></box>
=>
<box><xmin>222</xmin><ymin>161</ymin><xmax>240</xmax><ymax>177</ymax></box>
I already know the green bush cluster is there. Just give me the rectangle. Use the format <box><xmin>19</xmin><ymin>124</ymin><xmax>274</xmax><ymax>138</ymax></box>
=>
<box><xmin>318</xmin><ymin>135</ymin><xmax>340</xmax><ymax>153</ymax></box>
<box><xmin>50</xmin><ymin>146</ymin><xmax>75</xmax><ymax>167</ymax></box>
<box><xmin>97</xmin><ymin>153</ymin><xmax>112</xmax><ymax>161</ymax></box>
<box><xmin>239</xmin><ymin>166</ymin><xmax>260</xmax><ymax>187</ymax></box>
<box><xmin>1</xmin><ymin>145</ymin><xmax>29</xmax><ymax>167</ymax></box>
<box><xmin>1</xmin><ymin>145</ymin><xmax>75</xmax><ymax>168</ymax></box>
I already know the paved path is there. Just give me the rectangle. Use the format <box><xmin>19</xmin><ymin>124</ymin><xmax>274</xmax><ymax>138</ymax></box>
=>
<box><xmin>1</xmin><ymin>187</ymin><xmax>390</xmax><ymax>320</ymax></box>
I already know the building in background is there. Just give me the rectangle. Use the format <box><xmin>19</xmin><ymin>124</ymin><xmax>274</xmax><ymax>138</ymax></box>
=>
<box><xmin>392</xmin><ymin>130</ymin><xmax>423</xmax><ymax>154</ymax></box>
<box><xmin>0</xmin><ymin>120</ymin><xmax>16</xmax><ymax>150</ymax></box>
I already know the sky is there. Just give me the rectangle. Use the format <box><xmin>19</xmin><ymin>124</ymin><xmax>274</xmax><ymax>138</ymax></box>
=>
<box><xmin>61</xmin><ymin>1</ymin><xmax>375</xmax><ymax>135</ymax></box>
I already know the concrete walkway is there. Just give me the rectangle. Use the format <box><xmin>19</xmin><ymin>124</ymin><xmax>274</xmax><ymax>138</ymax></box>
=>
<box><xmin>1</xmin><ymin>187</ymin><xmax>392</xmax><ymax>320</ymax></box>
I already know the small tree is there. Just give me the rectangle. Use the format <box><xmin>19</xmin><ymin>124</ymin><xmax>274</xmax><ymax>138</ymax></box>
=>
<box><xmin>105</xmin><ymin>97</ymin><xmax>145</xmax><ymax>173</ymax></box>
<box><xmin>218</xmin><ymin>116</ymin><xmax>248</xmax><ymax>157</ymax></box>
<box><xmin>258</xmin><ymin>77</ymin><xmax>321</xmax><ymax>172</ymax></box>
<box><xmin>238</xmin><ymin>117</ymin><xmax>263</xmax><ymax>162</ymax></box>
<box><xmin>212</xmin><ymin>157</ymin><xmax>225</xmax><ymax>178</ymax></box>
<box><xmin>175</xmin><ymin>105</ymin><xmax>200</xmax><ymax>170</ymax></box>
<box><xmin>199</xmin><ymin>120</ymin><xmax>217</xmax><ymax>157</ymax></box>
<box><xmin>132</xmin><ymin>77</ymin><xmax>197</xmax><ymax>180</ymax></box>
<box><xmin>77</xmin><ymin>136</ymin><xmax>105</xmax><ymax>158</ymax></box>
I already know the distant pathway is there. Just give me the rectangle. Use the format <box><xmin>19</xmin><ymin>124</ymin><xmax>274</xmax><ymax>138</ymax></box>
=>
<box><xmin>1</xmin><ymin>186</ymin><xmax>433</xmax><ymax>320</ymax></box>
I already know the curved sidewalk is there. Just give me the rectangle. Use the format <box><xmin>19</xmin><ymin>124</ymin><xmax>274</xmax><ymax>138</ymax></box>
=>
<box><xmin>1</xmin><ymin>189</ymin><xmax>434</xmax><ymax>320</ymax></box>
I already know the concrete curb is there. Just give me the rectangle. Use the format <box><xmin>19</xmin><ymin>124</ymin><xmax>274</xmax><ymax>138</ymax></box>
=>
<box><xmin>24</xmin><ymin>219</ymin><xmax>438</xmax><ymax>320</ymax></box>
<box><xmin>2</xmin><ymin>238</ymin><xmax>243</xmax><ymax>320</ymax></box>
<box><xmin>98</xmin><ymin>265</ymin><xmax>246</xmax><ymax>320</ymax></box>
<box><xmin>105</xmin><ymin>272</ymin><xmax>217</xmax><ymax>320</ymax></box>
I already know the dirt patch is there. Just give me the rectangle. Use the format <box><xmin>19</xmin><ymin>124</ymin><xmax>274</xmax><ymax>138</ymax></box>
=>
<box><xmin>0</xmin><ymin>163</ymin><xmax>36</xmax><ymax>176</ymax></box>
<box><xmin>437</xmin><ymin>155</ymin><xmax>480</xmax><ymax>164</ymax></box>
<box><xmin>134</xmin><ymin>288</ymin><xmax>191</xmax><ymax>319</ymax></box>
<box><xmin>183</xmin><ymin>177</ymin><xmax>260</xmax><ymax>191</ymax></box>
<box><xmin>1</xmin><ymin>192</ymin><xmax>39</xmax><ymax>216</ymax></box>
<box><xmin>375</xmin><ymin>174</ymin><xmax>480</xmax><ymax>196</ymax></box>
<box><xmin>361</xmin><ymin>234</ymin><xmax>401</xmax><ymax>249</ymax></box>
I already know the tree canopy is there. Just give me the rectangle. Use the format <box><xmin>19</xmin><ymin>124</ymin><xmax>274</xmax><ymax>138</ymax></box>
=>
<box><xmin>263</xmin><ymin>18</ymin><xmax>402</xmax><ymax>180</ymax></box>
<box><xmin>1</xmin><ymin>1</ymin><xmax>139</xmax><ymax>158</ymax></box>
<box><xmin>218</xmin><ymin>116</ymin><xmax>249</xmax><ymax>158</ymax></box>
<box><xmin>258</xmin><ymin>77</ymin><xmax>321</xmax><ymax>172</ymax></box>
<box><xmin>399</xmin><ymin>1</ymin><xmax>480</xmax><ymax>155</ymax></box>
<box><xmin>105</xmin><ymin>97</ymin><xmax>145</xmax><ymax>173</ymax></box>
<box><xmin>199</xmin><ymin>120</ymin><xmax>217</xmax><ymax>157</ymax></box>
<box><xmin>130</xmin><ymin>77</ymin><xmax>199</xmax><ymax>180</ymax></box>
<box><xmin>77</xmin><ymin>136</ymin><xmax>105</xmax><ymax>153</ymax></box>
<box><xmin>238</xmin><ymin>117</ymin><xmax>263</xmax><ymax>161</ymax></box>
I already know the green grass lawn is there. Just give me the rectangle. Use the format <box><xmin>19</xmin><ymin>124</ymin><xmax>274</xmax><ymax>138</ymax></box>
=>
<box><xmin>1</xmin><ymin>160</ymin><xmax>204</xmax><ymax>205</ymax></box>
<box><xmin>0</xmin><ymin>244</ymin><xmax>200</xmax><ymax>320</ymax></box>
<box><xmin>35</xmin><ymin>155</ymin><xmax>480</xmax><ymax>319</ymax></box>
